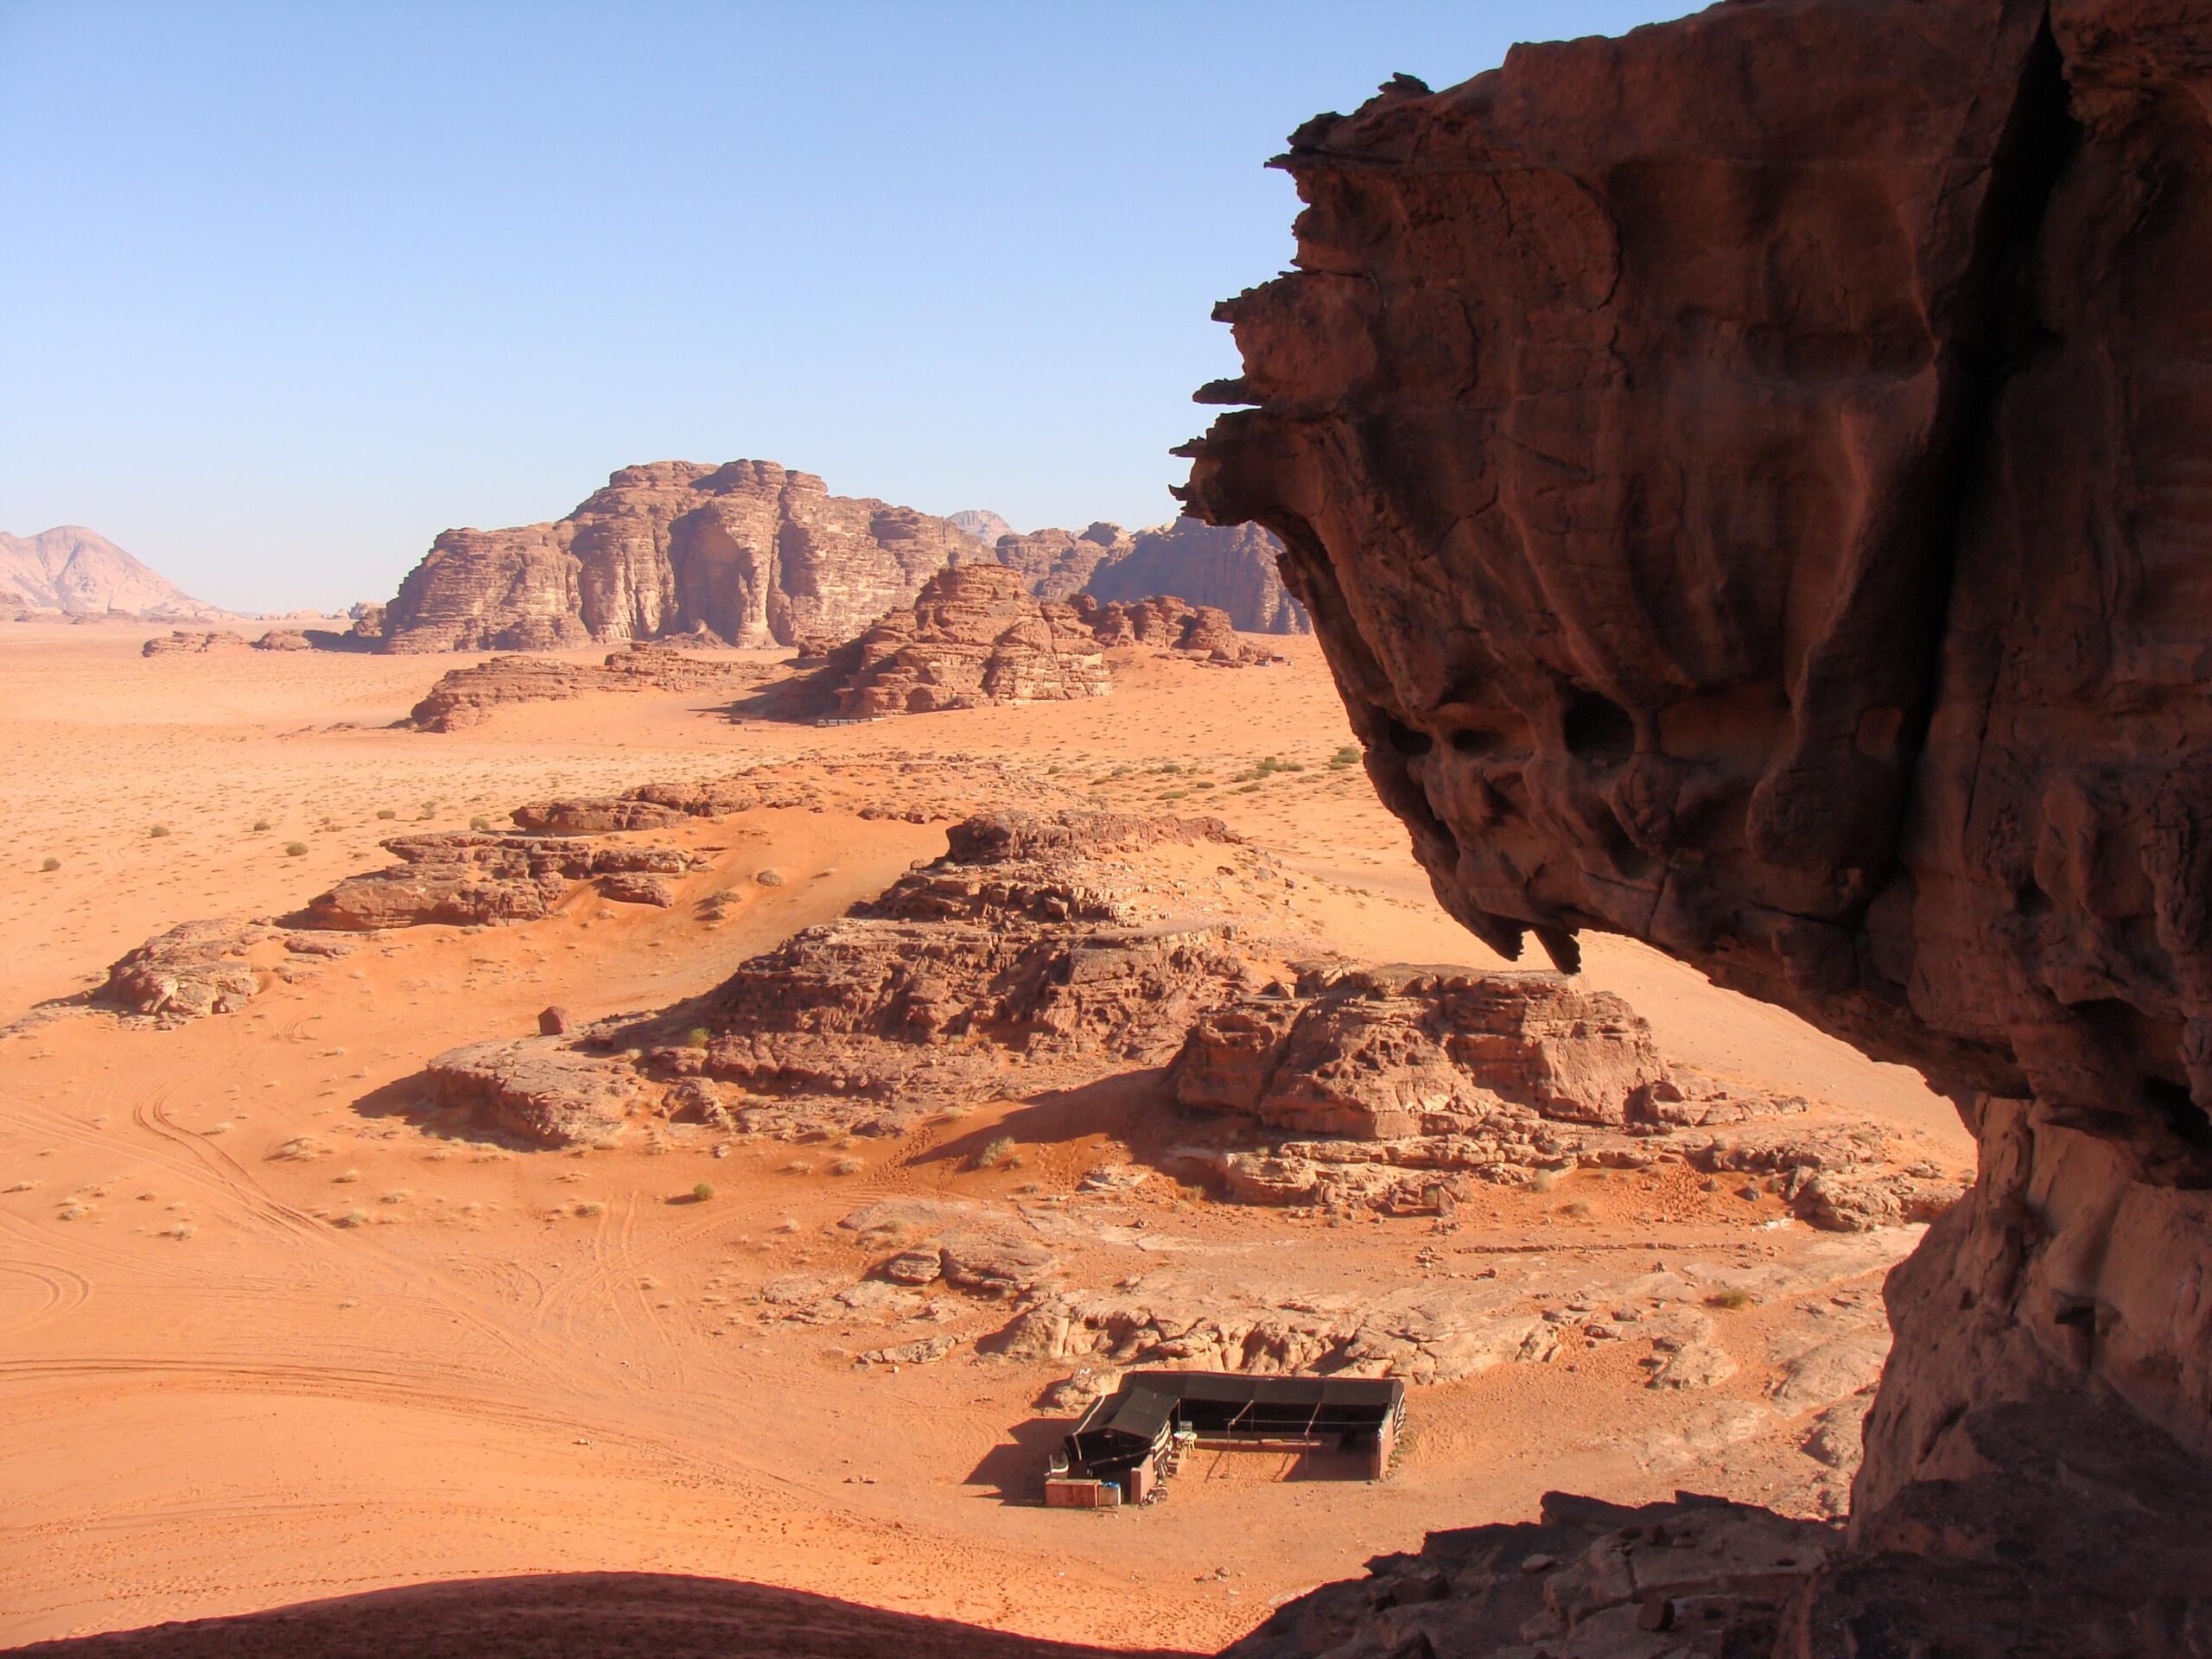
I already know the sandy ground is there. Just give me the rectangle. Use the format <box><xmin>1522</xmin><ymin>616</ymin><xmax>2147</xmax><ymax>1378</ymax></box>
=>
<box><xmin>0</xmin><ymin>622</ymin><xmax>1971</xmax><ymax>1651</ymax></box>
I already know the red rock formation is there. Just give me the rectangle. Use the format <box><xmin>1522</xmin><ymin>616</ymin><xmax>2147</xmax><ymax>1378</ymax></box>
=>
<box><xmin>813</xmin><ymin>563</ymin><xmax>1112</xmax><ymax>718</ymax></box>
<box><xmin>990</xmin><ymin>522</ymin><xmax>1134</xmax><ymax>601</ymax></box>
<box><xmin>406</xmin><ymin>642</ymin><xmax>782</xmax><ymax>731</ymax></box>
<box><xmin>1181</xmin><ymin>0</ymin><xmax>2212</xmax><ymax>1646</ymax></box>
<box><xmin>1</xmin><ymin>526</ymin><xmax>222</xmax><ymax>618</ymax></box>
<box><xmin>141</xmin><ymin>630</ymin><xmax>250</xmax><ymax>657</ymax></box>
<box><xmin>304</xmin><ymin>833</ymin><xmax>694</xmax><ymax>930</ymax></box>
<box><xmin>1081</xmin><ymin>517</ymin><xmax>1307</xmax><ymax>634</ymax></box>
<box><xmin>381</xmin><ymin>461</ymin><xmax>991</xmax><ymax>652</ymax></box>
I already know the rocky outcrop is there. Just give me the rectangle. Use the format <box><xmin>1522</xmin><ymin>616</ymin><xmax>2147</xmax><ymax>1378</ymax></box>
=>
<box><xmin>1175</xmin><ymin>962</ymin><xmax>1667</xmax><ymax>1139</ymax></box>
<box><xmin>99</xmin><ymin>922</ymin><xmax>355</xmax><ymax>1020</ymax></box>
<box><xmin>380</xmin><ymin>461</ymin><xmax>990</xmax><ymax>652</ymax></box>
<box><xmin>1181</xmin><ymin>0</ymin><xmax>2212</xmax><ymax>1647</ymax></box>
<box><xmin>407</xmin><ymin>642</ymin><xmax>783</xmax><ymax>731</ymax></box>
<box><xmin>422</xmin><ymin>810</ymin><xmax>1267</xmax><ymax>1143</ymax></box>
<box><xmin>251</xmin><ymin>629</ymin><xmax>312</xmax><ymax>651</ymax></box>
<box><xmin>1</xmin><ymin>527</ymin><xmax>222</xmax><ymax>618</ymax></box>
<box><xmin>991</xmin><ymin>523</ymin><xmax>1134</xmax><ymax>601</ymax></box>
<box><xmin>810</xmin><ymin>563</ymin><xmax>1112</xmax><ymax>718</ymax></box>
<box><xmin>1080</xmin><ymin>517</ymin><xmax>1307</xmax><ymax>634</ymax></box>
<box><xmin>303</xmin><ymin>833</ymin><xmax>695</xmax><ymax>931</ymax></box>
<box><xmin>945</xmin><ymin>509</ymin><xmax>1018</xmax><ymax>547</ymax></box>
<box><xmin>793</xmin><ymin>567</ymin><xmax>1277</xmax><ymax>721</ymax></box>
<box><xmin>141</xmin><ymin>630</ymin><xmax>250</xmax><ymax>657</ymax></box>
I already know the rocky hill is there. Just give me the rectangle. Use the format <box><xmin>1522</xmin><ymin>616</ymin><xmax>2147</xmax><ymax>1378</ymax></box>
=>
<box><xmin>0</xmin><ymin>526</ymin><xmax>224</xmax><ymax>618</ymax></box>
<box><xmin>1182</xmin><ymin>1</ymin><xmax>2212</xmax><ymax>1649</ymax></box>
<box><xmin>379</xmin><ymin>461</ymin><xmax>988</xmax><ymax>653</ymax></box>
<box><xmin>374</xmin><ymin>467</ymin><xmax>1309</xmax><ymax>654</ymax></box>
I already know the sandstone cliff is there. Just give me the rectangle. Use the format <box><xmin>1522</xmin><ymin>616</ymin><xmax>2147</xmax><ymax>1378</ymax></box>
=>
<box><xmin>1081</xmin><ymin>518</ymin><xmax>1307</xmax><ymax>635</ymax></box>
<box><xmin>380</xmin><ymin>461</ymin><xmax>991</xmax><ymax>652</ymax></box>
<box><xmin>1182</xmin><ymin>0</ymin><xmax>2212</xmax><ymax>1649</ymax></box>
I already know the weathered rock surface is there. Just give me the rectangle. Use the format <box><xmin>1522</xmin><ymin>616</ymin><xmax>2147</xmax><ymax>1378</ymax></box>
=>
<box><xmin>98</xmin><ymin>921</ymin><xmax>355</xmax><ymax>1021</ymax></box>
<box><xmin>1224</xmin><ymin>1491</ymin><xmax>1839</xmax><ymax>1659</ymax></box>
<box><xmin>424</xmin><ymin>810</ymin><xmax>1270</xmax><ymax>1143</ymax></box>
<box><xmin>809</xmin><ymin>563</ymin><xmax>1112</xmax><ymax>718</ymax></box>
<box><xmin>380</xmin><ymin>461</ymin><xmax>991</xmax><ymax>652</ymax></box>
<box><xmin>423</xmin><ymin>1039</ymin><xmax>641</xmax><ymax>1145</ymax></box>
<box><xmin>141</xmin><ymin>629</ymin><xmax>250</xmax><ymax>658</ymax></box>
<box><xmin>407</xmin><ymin>642</ymin><xmax>781</xmax><ymax>731</ymax></box>
<box><xmin>251</xmin><ymin>628</ymin><xmax>312</xmax><ymax>651</ymax></box>
<box><xmin>788</xmin><ymin>567</ymin><xmax>1274</xmax><ymax>722</ymax></box>
<box><xmin>1182</xmin><ymin>0</ymin><xmax>2212</xmax><ymax>1647</ymax></box>
<box><xmin>1080</xmin><ymin>517</ymin><xmax>1307</xmax><ymax>635</ymax></box>
<box><xmin>1176</xmin><ymin>962</ymin><xmax>1667</xmax><ymax>1138</ymax></box>
<box><xmin>989</xmin><ymin>522</ymin><xmax>1132</xmax><ymax>602</ymax></box>
<box><xmin>303</xmin><ymin>833</ymin><xmax>694</xmax><ymax>931</ymax></box>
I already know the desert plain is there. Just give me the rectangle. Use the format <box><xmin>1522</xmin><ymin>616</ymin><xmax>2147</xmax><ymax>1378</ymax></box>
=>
<box><xmin>0</xmin><ymin>620</ymin><xmax>1967</xmax><ymax>1652</ymax></box>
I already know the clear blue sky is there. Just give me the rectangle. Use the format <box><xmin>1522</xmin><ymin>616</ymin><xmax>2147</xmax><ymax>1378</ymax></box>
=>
<box><xmin>1</xmin><ymin>2</ymin><xmax>1694</xmax><ymax>613</ymax></box>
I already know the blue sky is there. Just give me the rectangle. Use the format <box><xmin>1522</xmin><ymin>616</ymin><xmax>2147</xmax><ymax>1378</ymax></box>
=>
<box><xmin>1</xmin><ymin>2</ymin><xmax>1694</xmax><ymax>612</ymax></box>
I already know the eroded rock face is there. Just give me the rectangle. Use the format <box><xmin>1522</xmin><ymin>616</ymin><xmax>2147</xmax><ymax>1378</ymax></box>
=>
<box><xmin>381</xmin><ymin>461</ymin><xmax>990</xmax><ymax>652</ymax></box>
<box><xmin>811</xmin><ymin>563</ymin><xmax>1112</xmax><ymax>717</ymax></box>
<box><xmin>303</xmin><ymin>833</ymin><xmax>694</xmax><ymax>931</ymax></box>
<box><xmin>406</xmin><ymin>642</ymin><xmax>780</xmax><ymax>731</ymax></box>
<box><xmin>140</xmin><ymin>630</ymin><xmax>249</xmax><ymax>658</ymax></box>
<box><xmin>1175</xmin><ymin>962</ymin><xmax>1667</xmax><ymax>1138</ymax></box>
<box><xmin>1082</xmin><ymin>518</ymin><xmax>1308</xmax><ymax>635</ymax></box>
<box><xmin>1182</xmin><ymin>0</ymin><xmax>2212</xmax><ymax>1638</ymax></box>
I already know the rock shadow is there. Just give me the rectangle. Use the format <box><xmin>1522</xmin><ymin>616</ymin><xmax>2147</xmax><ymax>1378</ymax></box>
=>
<box><xmin>6</xmin><ymin>1570</ymin><xmax>1198</xmax><ymax>1656</ymax></box>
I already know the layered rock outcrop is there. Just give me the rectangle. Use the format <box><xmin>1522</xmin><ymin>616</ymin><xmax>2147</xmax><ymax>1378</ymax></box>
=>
<box><xmin>810</xmin><ymin>563</ymin><xmax>1112</xmax><ymax>718</ymax></box>
<box><xmin>381</xmin><ymin>461</ymin><xmax>990</xmax><ymax>652</ymax></box>
<box><xmin>304</xmin><ymin>832</ymin><xmax>695</xmax><ymax>931</ymax></box>
<box><xmin>1182</xmin><ymin>0</ymin><xmax>2212</xmax><ymax>1648</ymax></box>
<box><xmin>787</xmin><ymin>565</ymin><xmax>1265</xmax><ymax>721</ymax></box>
<box><xmin>1081</xmin><ymin>518</ymin><xmax>1307</xmax><ymax>635</ymax></box>
<box><xmin>406</xmin><ymin>641</ymin><xmax>782</xmax><ymax>731</ymax></box>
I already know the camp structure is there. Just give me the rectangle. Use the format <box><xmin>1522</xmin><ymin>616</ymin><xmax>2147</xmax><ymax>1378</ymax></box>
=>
<box><xmin>1043</xmin><ymin>1370</ymin><xmax>1405</xmax><ymax>1509</ymax></box>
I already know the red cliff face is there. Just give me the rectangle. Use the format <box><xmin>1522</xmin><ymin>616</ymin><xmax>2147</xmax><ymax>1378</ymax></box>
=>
<box><xmin>1184</xmin><ymin>0</ymin><xmax>2212</xmax><ymax>1640</ymax></box>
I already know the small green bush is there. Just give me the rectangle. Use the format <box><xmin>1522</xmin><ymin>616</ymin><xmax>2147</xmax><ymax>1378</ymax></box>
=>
<box><xmin>468</xmin><ymin>816</ymin><xmax>492</xmax><ymax>832</ymax></box>
<box><xmin>252</xmin><ymin>818</ymin><xmax>272</xmax><ymax>831</ymax></box>
<box><xmin>755</xmin><ymin>868</ymin><xmax>785</xmax><ymax>887</ymax></box>
<box><xmin>149</xmin><ymin>824</ymin><xmax>170</xmax><ymax>838</ymax></box>
<box><xmin>1705</xmin><ymin>1287</ymin><xmax>1756</xmax><ymax>1311</ymax></box>
<box><xmin>375</xmin><ymin>808</ymin><xmax>397</xmax><ymax>820</ymax></box>
<box><xmin>692</xmin><ymin>1181</ymin><xmax>715</xmax><ymax>1201</ymax></box>
<box><xmin>684</xmin><ymin>1027</ymin><xmax>712</xmax><ymax>1049</ymax></box>
<box><xmin>419</xmin><ymin>800</ymin><xmax>438</xmax><ymax>818</ymax></box>
<box><xmin>969</xmin><ymin>1135</ymin><xmax>1018</xmax><ymax>1172</ymax></box>
<box><xmin>283</xmin><ymin>842</ymin><xmax>308</xmax><ymax>857</ymax></box>
<box><xmin>1330</xmin><ymin>745</ymin><xmax>1360</xmax><ymax>768</ymax></box>
<box><xmin>39</xmin><ymin>857</ymin><xmax>59</xmax><ymax>873</ymax></box>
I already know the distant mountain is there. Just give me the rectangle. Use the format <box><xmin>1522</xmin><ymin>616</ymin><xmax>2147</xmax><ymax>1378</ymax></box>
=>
<box><xmin>0</xmin><ymin>526</ymin><xmax>225</xmax><ymax>617</ymax></box>
<box><xmin>947</xmin><ymin>509</ymin><xmax>1018</xmax><ymax>545</ymax></box>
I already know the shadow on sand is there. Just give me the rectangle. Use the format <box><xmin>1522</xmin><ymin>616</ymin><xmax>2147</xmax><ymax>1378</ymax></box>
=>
<box><xmin>9</xmin><ymin>1572</ymin><xmax>1202</xmax><ymax>1658</ymax></box>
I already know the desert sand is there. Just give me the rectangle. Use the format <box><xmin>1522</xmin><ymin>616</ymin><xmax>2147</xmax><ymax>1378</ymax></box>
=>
<box><xmin>0</xmin><ymin>621</ymin><xmax>1967</xmax><ymax>1651</ymax></box>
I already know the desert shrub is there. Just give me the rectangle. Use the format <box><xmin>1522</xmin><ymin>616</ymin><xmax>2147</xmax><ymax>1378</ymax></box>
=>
<box><xmin>1529</xmin><ymin>1168</ymin><xmax>1559</xmax><ymax>1193</ymax></box>
<box><xmin>251</xmin><ymin>818</ymin><xmax>271</xmax><ymax>831</ymax></box>
<box><xmin>39</xmin><ymin>857</ymin><xmax>59</xmax><ymax>873</ymax></box>
<box><xmin>1160</xmin><ymin>790</ymin><xmax>1188</xmax><ymax>801</ymax></box>
<box><xmin>685</xmin><ymin>1026</ymin><xmax>712</xmax><ymax>1049</ymax></box>
<box><xmin>693</xmin><ymin>1181</ymin><xmax>715</xmax><ymax>1201</ymax></box>
<box><xmin>375</xmin><ymin>808</ymin><xmax>397</xmax><ymax>820</ymax></box>
<box><xmin>575</xmin><ymin>1199</ymin><xmax>606</xmax><ymax>1217</ymax></box>
<box><xmin>1330</xmin><ymin>745</ymin><xmax>1361</xmax><ymax>768</ymax></box>
<box><xmin>1705</xmin><ymin>1287</ymin><xmax>1755</xmax><ymax>1311</ymax></box>
<box><xmin>829</xmin><ymin>1158</ymin><xmax>862</xmax><ymax>1177</ymax></box>
<box><xmin>149</xmin><ymin>823</ymin><xmax>169</xmax><ymax>838</ymax></box>
<box><xmin>418</xmin><ymin>799</ymin><xmax>438</xmax><ymax>818</ymax></box>
<box><xmin>1565</xmin><ymin>1198</ymin><xmax>1595</xmax><ymax>1219</ymax></box>
<box><xmin>755</xmin><ymin>868</ymin><xmax>785</xmax><ymax>887</ymax></box>
<box><xmin>469</xmin><ymin>816</ymin><xmax>491</xmax><ymax>831</ymax></box>
<box><xmin>969</xmin><ymin>1135</ymin><xmax>1018</xmax><ymax>1172</ymax></box>
<box><xmin>284</xmin><ymin>842</ymin><xmax>308</xmax><ymax>857</ymax></box>
<box><xmin>1192</xmin><ymin>779</ymin><xmax>1216</xmax><ymax>790</ymax></box>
